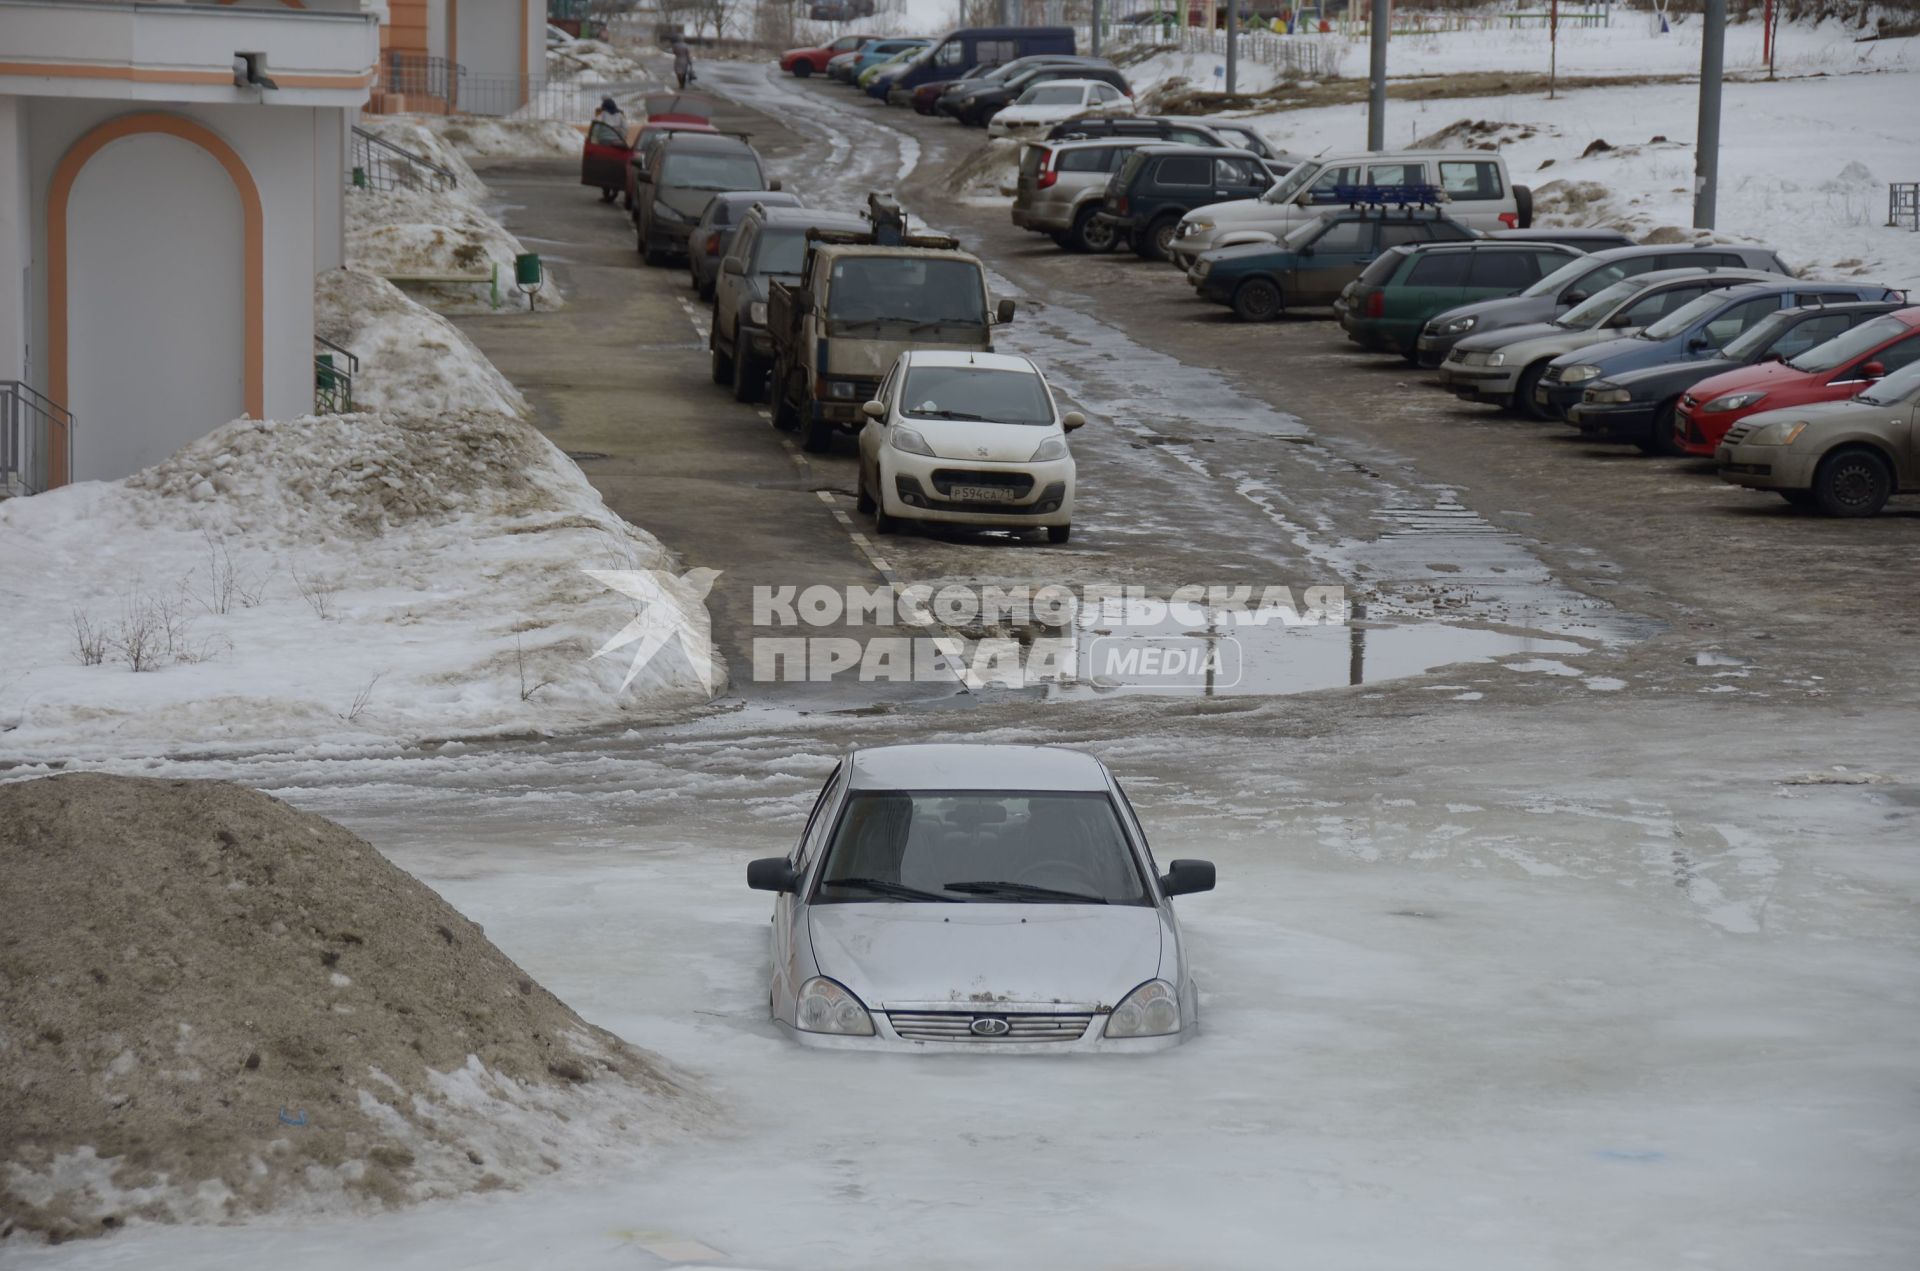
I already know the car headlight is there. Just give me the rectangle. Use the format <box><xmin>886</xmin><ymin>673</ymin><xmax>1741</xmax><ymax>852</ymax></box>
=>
<box><xmin>1029</xmin><ymin>434</ymin><xmax>1068</xmax><ymax>461</ymax></box>
<box><xmin>653</xmin><ymin>200</ymin><xmax>689</xmax><ymax>224</ymax></box>
<box><xmin>1486</xmin><ymin>352</ymin><xmax>1507</xmax><ymax>368</ymax></box>
<box><xmin>828</xmin><ymin>380</ymin><xmax>859</xmax><ymax>399</ymax></box>
<box><xmin>1193</xmin><ymin>261</ymin><xmax>1212</xmax><ymax>279</ymax></box>
<box><xmin>1104</xmin><ymin>979</ymin><xmax>1180</xmax><ymax>1038</ymax></box>
<box><xmin>747</xmin><ymin>301</ymin><xmax>768</xmax><ymax>326</ymax></box>
<box><xmin>1435</xmin><ymin>314</ymin><xmax>1478</xmax><ymax>336</ymax></box>
<box><xmin>795</xmin><ymin>977</ymin><xmax>874</xmax><ymax>1036</ymax></box>
<box><xmin>1560</xmin><ymin>364</ymin><xmax>1601</xmax><ymax>384</ymax></box>
<box><xmin>1702</xmin><ymin>390</ymin><xmax>1767</xmax><ymax>412</ymax></box>
<box><xmin>1746</xmin><ymin>420</ymin><xmax>1807</xmax><ymax>447</ymax></box>
<box><xmin>1185</xmin><ymin>219</ymin><xmax>1213</xmax><ymax>234</ymax></box>
<box><xmin>891</xmin><ymin>425</ymin><xmax>935</xmax><ymax>456</ymax></box>
<box><xmin>1586</xmin><ymin>386</ymin><xmax>1632</xmax><ymax>404</ymax></box>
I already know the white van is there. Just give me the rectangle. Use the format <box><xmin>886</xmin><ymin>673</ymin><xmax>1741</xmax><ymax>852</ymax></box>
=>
<box><xmin>1165</xmin><ymin>150</ymin><xmax>1527</xmax><ymax>267</ymax></box>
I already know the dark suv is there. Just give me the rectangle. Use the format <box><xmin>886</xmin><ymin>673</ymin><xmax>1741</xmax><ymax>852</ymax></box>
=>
<box><xmin>1191</xmin><ymin>207</ymin><xmax>1476</xmax><ymax>321</ymax></box>
<box><xmin>635</xmin><ymin>133</ymin><xmax>771</xmax><ymax>266</ymax></box>
<box><xmin>1100</xmin><ymin>145</ymin><xmax>1272</xmax><ymax>259</ymax></box>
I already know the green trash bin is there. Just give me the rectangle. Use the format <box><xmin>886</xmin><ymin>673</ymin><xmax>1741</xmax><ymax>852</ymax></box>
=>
<box><xmin>514</xmin><ymin>253</ymin><xmax>543</xmax><ymax>310</ymax></box>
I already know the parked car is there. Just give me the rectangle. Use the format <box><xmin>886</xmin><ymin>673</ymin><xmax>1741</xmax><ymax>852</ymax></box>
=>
<box><xmin>1674</xmin><ymin>305</ymin><xmax>1920</xmax><ymax>457</ymax></box>
<box><xmin>635</xmin><ymin>133</ymin><xmax>773</xmax><ymax>266</ymax></box>
<box><xmin>1192</xmin><ymin>207</ymin><xmax>1477</xmax><ymax>321</ymax></box>
<box><xmin>845</xmin><ymin>38</ymin><xmax>930</xmax><ymax>84</ymax></box>
<box><xmin>747</xmin><ymin>743</ymin><xmax>1213</xmax><ymax>1050</ymax></box>
<box><xmin>579</xmin><ymin>118</ymin><xmax>631</xmax><ymax>202</ymax></box>
<box><xmin>934</xmin><ymin>55</ymin><xmax>1100</xmax><ymax>119</ymax></box>
<box><xmin>1042</xmin><ymin>114</ymin><xmax>1254</xmax><ymax>146</ymax></box>
<box><xmin>885</xmin><ymin>24</ymin><xmax>1076</xmax><ymax>100</ymax></box>
<box><xmin>710</xmin><ymin>204</ymin><xmax>868</xmax><ymax>402</ymax></box>
<box><xmin>824</xmin><ymin>50</ymin><xmax>864</xmax><ymax>80</ymax></box>
<box><xmin>1567</xmin><ymin>295</ymin><xmax>1904</xmax><ymax>451</ymax></box>
<box><xmin>855</xmin><ymin>350</ymin><xmax>1082</xmax><ymax>541</ymax></box>
<box><xmin>1013</xmin><ymin>137</ymin><xmax>1162</xmax><ymax>253</ymax></box>
<box><xmin>1415</xmin><ymin>242</ymin><xmax>1793</xmax><ymax>367</ymax></box>
<box><xmin>687</xmin><ymin>189</ymin><xmax>803</xmax><ymax>300</ymax></box>
<box><xmin>1101</xmin><ymin>145</ymin><xmax>1273</xmax><ymax>260</ymax></box>
<box><xmin>1534</xmin><ymin>281</ymin><xmax>1896</xmax><ymax>424</ymax></box>
<box><xmin>1715</xmin><ymin>360</ymin><xmax>1920</xmax><ymax>516</ymax></box>
<box><xmin>1185</xmin><ymin>118</ymin><xmax>1301</xmax><ymax>174</ymax></box>
<box><xmin>1337</xmin><ymin>240</ymin><xmax>1586</xmax><ymax>358</ymax></box>
<box><xmin>624</xmin><ymin>116</ymin><xmax>717</xmax><ymax>210</ymax></box>
<box><xmin>1484</xmin><ymin>227</ymin><xmax>1634</xmax><ymax>251</ymax></box>
<box><xmin>1437</xmin><ymin>268</ymin><xmax>1784</xmax><ymax>415</ymax></box>
<box><xmin>1168</xmin><ymin>149</ymin><xmax>1526</xmax><ymax>267</ymax></box>
<box><xmin>987</xmin><ymin>79</ymin><xmax>1133</xmax><ymax>138</ymax></box>
<box><xmin>910</xmin><ymin>62</ymin><xmax>997</xmax><ymax>114</ymax></box>
<box><xmin>948</xmin><ymin>62</ymin><xmax>1128</xmax><ymax>127</ymax></box>
<box><xmin>780</xmin><ymin>33</ymin><xmax>876</xmax><ymax>78</ymax></box>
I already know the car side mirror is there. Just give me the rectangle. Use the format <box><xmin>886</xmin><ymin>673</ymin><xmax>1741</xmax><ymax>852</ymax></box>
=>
<box><xmin>861</xmin><ymin>399</ymin><xmax>886</xmax><ymax>419</ymax></box>
<box><xmin>1862</xmin><ymin>361</ymin><xmax>1886</xmax><ymax>380</ymax></box>
<box><xmin>1061</xmin><ymin>410</ymin><xmax>1086</xmax><ymax>431</ymax></box>
<box><xmin>768</xmin><ymin>178</ymin><xmax>783</xmax><ymax>192</ymax></box>
<box><xmin>995</xmin><ymin>297</ymin><xmax>1018</xmax><ymax>324</ymax></box>
<box><xmin>722</xmin><ymin>257</ymin><xmax>744</xmax><ymax>276</ymax></box>
<box><xmin>1687</xmin><ymin>336</ymin><xmax>1714</xmax><ymax>352</ymax></box>
<box><xmin>747</xmin><ymin>857</ymin><xmax>798</xmax><ymax>893</ymax></box>
<box><xmin>1605</xmin><ymin>313</ymin><xmax>1633</xmax><ymax>329</ymax></box>
<box><xmin>1159</xmin><ymin>859</ymin><xmax>1215</xmax><ymax>897</ymax></box>
<box><xmin>1563</xmin><ymin>289</ymin><xmax>1588</xmax><ymax>305</ymax></box>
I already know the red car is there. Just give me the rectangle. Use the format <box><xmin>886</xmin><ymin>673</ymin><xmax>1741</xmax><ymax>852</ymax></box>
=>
<box><xmin>1674</xmin><ymin>305</ymin><xmax>1920</xmax><ymax>456</ymax></box>
<box><xmin>780</xmin><ymin>34</ymin><xmax>874</xmax><ymax>78</ymax></box>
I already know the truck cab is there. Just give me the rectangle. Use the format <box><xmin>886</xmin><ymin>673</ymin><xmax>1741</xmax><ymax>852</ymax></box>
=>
<box><xmin>768</xmin><ymin>195</ymin><xmax>1014</xmax><ymax>452</ymax></box>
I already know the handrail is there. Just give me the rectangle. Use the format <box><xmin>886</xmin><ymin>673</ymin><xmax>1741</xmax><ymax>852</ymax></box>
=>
<box><xmin>1</xmin><ymin>379</ymin><xmax>72</xmax><ymax>496</ymax></box>
<box><xmin>313</xmin><ymin>340</ymin><xmax>355</xmax><ymax>415</ymax></box>
<box><xmin>349</xmin><ymin>124</ymin><xmax>457</xmax><ymax>193</ymax></box>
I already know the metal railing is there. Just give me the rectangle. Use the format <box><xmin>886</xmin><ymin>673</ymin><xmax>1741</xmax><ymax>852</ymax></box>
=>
<box><xmin>1104</xmin><ymin>24</ymin><xmax>1345</xmax><ymax>80</ymax></box>
<box><xmin>448</xmin><ymin>72</ymin><xmax>585</xmax><ymax>121</ymax></box>
<box><xmin>1891</xmin><ymin>182</ymin><xmax>1919</xmax><ymax>231</ymax></box>
<box><xmin>1</xmin><ymin>380</ymin><xmax>72</xmax><ymax>497</ymax></box>
<box><xmin>373</xmin><ymin>52</ymin><xmax>462</xmax><ymax>110</ymax></box>
<box><xmin>314</xmin><ymin>338</ymin><xmax>358</xmax><ymax>415</ymax></box>
<box><xmin>349</xmin><ymin>125</ymin><xmax>458</xmax><ymax>194</ymax></box>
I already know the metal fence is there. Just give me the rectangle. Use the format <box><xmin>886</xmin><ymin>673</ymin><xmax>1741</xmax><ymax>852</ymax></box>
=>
<box><xmin>374</xmin><ymin>52</ymin><xmax>461</xmax><ymax>110</ymax></box>
<box><xmin>1103</xmin><ymin>24</ymin><xmax>1346</xmax><ymax>80</ymax></box>
<box><xmin>447</xmin><ymin>73</ymin><xmax>589</xmax><ymax>121</ymax></box>
<box><xmin>1</xmin><ymin>380</ymin><xmax>72</xmax><ymax>497</ymax></box>
<box><xmin>349</xmin><ymin>125</ymin><xmax>458</xmax><ymax>194</ymax></box>
<box><xmin>314</xmin><ymin>339</ymin><xmax>358</xmax><ymax>416</ymax></box>
<box><xmin>1891</xmin><ymin>182</ymin><xmax>1919</xmax><ymax>232</ymax></box>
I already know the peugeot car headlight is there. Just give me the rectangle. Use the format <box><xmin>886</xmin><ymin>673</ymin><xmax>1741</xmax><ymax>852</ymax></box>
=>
<box><xmin>1104</xmin><ymin>979</ymin><xmax>1180</xmax><ymax>1038</ymax></box>
<box><xmin>796</xmin><ymin>977</ymin><xmax>875</xmax><ymax>1036</ymax></box>
<box><xmin>1747</xmin><ymin>420</ymin><xmax>1807</xmax><ymax>447</ymax></box>
<box><xmin>1029</xmin><ymin>435</ymin><xmax>1068</xmax><ymax>461</ymax></box>
<box><xmin>1435</xmin><ymin>314</ymin><xmax>1478</xmax><ymax>336</ymax></box>
<box><xmin>748</xmin><ymin>301</ymin><xmax>768</xmax><ymax>327</ymax></box>
<box><xmin>1561</xmin><ymin>364</ymin><xmax>1602</xmax><ymax>384</ymax></box>
<box><xmin>1703</xmin><ymin>390</ymin><xmax>1767</xmax><ymax>412</ymax></box>
<box><xmin>891</xmin><ymin>426</ymin><xmax>935</xmax><ymax>456</ymax></box>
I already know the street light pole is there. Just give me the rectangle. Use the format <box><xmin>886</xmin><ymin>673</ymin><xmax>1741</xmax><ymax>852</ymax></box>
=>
<box><xmin>1693</xmin><ymin>0</ymin><xmax>1725</xmax><ymax>228</ymax></box>
<box><xmin>1226</xmin><ymin>0</ymin><xmax>1239</xmax><ymax>94</ymax></box>
<box><xmin>1367</xmin><ymin>0</ymin><xmax>1388</xmax><ymax>150</ymax></box>
<box><xmin>1091</xmin><ymin>0</ymin><xmax>1103</xmax><ymax>57</ymax></box>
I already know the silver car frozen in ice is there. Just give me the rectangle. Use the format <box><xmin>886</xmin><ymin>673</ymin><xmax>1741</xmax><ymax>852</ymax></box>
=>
<box><xmin>747</xmin><ymin>744</ymin><xmax>1215</xmax><ymax>1052</ymax></box>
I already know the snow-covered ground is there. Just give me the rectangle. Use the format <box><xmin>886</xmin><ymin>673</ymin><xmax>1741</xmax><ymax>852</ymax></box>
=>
<box><xmin>0</xmin><ymin>409</ymin><xmax>712</xmax><ymax>764</ymax></box>
<box><xmin>315</xmin><ymin>269</ymin><xmax>529</xmax><ymax>420</ymax></box>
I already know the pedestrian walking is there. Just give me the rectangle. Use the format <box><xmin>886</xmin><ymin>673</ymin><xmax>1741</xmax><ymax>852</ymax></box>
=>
<box><xmin>672</xmin><ymin>39</ymin><xmax>694</xmax><ymax>90</ymax></box>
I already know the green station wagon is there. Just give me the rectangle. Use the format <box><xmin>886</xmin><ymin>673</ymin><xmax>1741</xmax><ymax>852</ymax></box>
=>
<box><xmin>1337</xmin><ymin>240</ymin><xmax>1585</xmax><ymax>359</ymax></box>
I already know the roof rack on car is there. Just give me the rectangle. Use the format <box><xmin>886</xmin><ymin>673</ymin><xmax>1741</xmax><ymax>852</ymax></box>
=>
<box><xmin>1310</xmin><ymin>183</ymin><xmax>1447</xmax><ymax>209</ymax></box>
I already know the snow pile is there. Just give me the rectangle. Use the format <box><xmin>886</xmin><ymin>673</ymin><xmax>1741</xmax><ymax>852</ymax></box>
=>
<box><xmin>314</xmin><ymin>268</ymin><xmax>529</xmax><ymax>421</ymax></box>
<box><xmin>547</xmin><ymin>36</ymin><xmax>643</xmax><ymax>84</ymax></box>
<box><xmin>411</xmin><ymin>114</ymin><xmax>587</xmax><ymax>161</ymax></box>
<box><xmin>0</xmin><ymin>408</ymin><xmax>721</xmax><ymax>762</ymax></box>
<box><xmin>0</xmin><ymin>774</ymin><xmax>703</xmax><ymax>1241</ymax></box>
<box><xmin>943</xmin><ymin>137</ymin><xmax>1024</xmax><ymax>204</ymax></box>
<box><xmin>348</xmin><ymin>119</ymin><xmax>568</xmax><ymax>311</ymax></box>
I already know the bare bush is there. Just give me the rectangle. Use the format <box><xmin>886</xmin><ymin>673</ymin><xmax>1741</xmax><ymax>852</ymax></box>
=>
<box><xmin>342</xmin><ymin>672</ymin><xmax>385</xmax><ymax>724</ymax></box>
<box><xmin>517</xmin><ymin>637</ymin><xmax>556</xmax><ymax>703</ymax></box>
<box><xmin>71</xmin><ymin>610</ymin><xmax>109</xmax><ymax>667</ymax></box>
<box><xmin>292</xmin><ymin>566</ymin><xmax>343</xmax><ymax>620</ymax></box>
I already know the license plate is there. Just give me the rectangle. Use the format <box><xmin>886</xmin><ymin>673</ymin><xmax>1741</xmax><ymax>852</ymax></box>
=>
<box><xmin>951</xmin><ymin>484</ymin><xmax>1016</xmax><ymax>504</ymax></box>
<box><xmin>1533</xmin><ymin>387</ymin><xmax>1550</xmax><ymax>405</ymax></box>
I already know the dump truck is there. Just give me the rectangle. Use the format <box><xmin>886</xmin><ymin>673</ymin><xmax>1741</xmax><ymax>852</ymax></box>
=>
<box><xmin>768</xmin><ymin>193</ymin><xmax>1015</xmax><ymax>452</ymax></box>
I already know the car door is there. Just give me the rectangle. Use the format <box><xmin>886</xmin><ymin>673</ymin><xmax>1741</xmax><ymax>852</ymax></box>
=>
<box><xmin>1292</xmin><ymin>217</ymin><xmax>1373</xmax><ymax>304</ymax></box>
<box><xmin>1436</xmin><ymin>157</ymin><xmax>1510</xmax><ymax>228</ymax></box>
<box><xmin>1403</xmin><ymin>247</ymin><xmax>1475</xmax><ymax>319</ymax></box>
<box><xmin>775</xmin><ymin>764</ymin><xmax>845</xmax><ymax>1009</ymax></box>
<box><xmin>715</xmin><ymin>219</ymin><xmax>757</xmax><ymax>350</ymax></box>
<box><xmin>582</xmin><ymin>120</ymin><xmax>628</xmax><ymax>189</ymax></box>
<box><xmin>1208</xmin><ymin>154</ymin><xmax>1269</xmax><ymax>205</ymax></box>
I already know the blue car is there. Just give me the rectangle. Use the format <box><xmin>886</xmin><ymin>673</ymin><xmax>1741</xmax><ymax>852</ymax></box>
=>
<box><xmin>846</xmin><ymin>38</ymin><xmax>930</xmax><ymax>84</ymax></box>
<box><xmin>1533</xmin><ymin>280</ymin><xmax>1900</xmax><ymax>421</ymax></box>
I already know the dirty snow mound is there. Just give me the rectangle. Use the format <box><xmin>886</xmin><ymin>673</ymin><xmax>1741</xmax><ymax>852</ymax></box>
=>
<box><xmin>0</xmin><ymin>774</ymin><xmax>703</xmax><ymax>1242</ymax></box>
<box><xmin>548</xmin><ymin>37</ymin><xmax>642</xmax><ymax>84</ymax></box>
<box><xmin>411</xmin><ymin>114</ymin><xmax>586</xmax><ymax>161</ymax></box>
<box><xmin>945</xmin><ymin>138</ymin><xmax>1024</xmax><ymax>203</ymax></box>
<box><xmin>314</xmin><ymin>269</ymin><xmax>528</xmax><ymax>421</ymax></box>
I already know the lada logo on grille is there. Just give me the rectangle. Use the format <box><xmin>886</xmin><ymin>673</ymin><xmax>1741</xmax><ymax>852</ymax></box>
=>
<box><xmin>969</xmin><ymin>1016</ymin><xmax>1012</xmax><ymax>1037</ymax></box>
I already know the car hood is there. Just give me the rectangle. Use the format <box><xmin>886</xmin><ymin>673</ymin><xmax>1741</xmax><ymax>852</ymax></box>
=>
<box><xmin>1437</xmin><ymin>295</ymin><xmax>1560</xmax><ymax>336</ymax></box>
<box><xmin>1499</xmin><ymin>326</ymin><xmax>1633</xmax><ymax>362</ymax></box>
<box><xmin>807</xmin><ymin>903</ymin><xmax>1163</xmax><ymax>1009</ymax></box>
<box><xmin>901</xmin><ymin>417</ymin><xmax>1062</xmax><ymax>462</ymax></box>
<box><xmin>1553</xmin><ymin>333</ymin><xmax>1669</xmax><ymax>372</ymax></box>
<box><xmin>1181</xmin><ymin>197</ymin><xmax>1275</xmax><ymax>228</ymax></box>
<box><xmin>995</xmin><ymin>104</ymin><xmax>1080</xmax><ymax>123</ymax></box>
<box><xmin>1737</xmin><ymin>395</ymin><xmax>1879</xmax><ymax>433</ymax></box>
<box><xmin>1683</xmin><ymin>357</ymin><xmax>1818</xmax><ymax>403</ymax></box>
<box><xmin>1606</xmin><ymin>356</ymin><xmax>1740</xmax><ymax>394</ymax></box>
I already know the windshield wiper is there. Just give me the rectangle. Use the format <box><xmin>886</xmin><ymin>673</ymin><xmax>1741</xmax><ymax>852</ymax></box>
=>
<box><xmin>908</xmin><ymin>319</ymin><xmax>984</xmax><ymax>334</ymax></box>
<box><xmin>907</xmin><ymin>409</ymin><xmax>991</xmax><ymax>421</ymax></box>
<box><xmin>942</xmin><ymin>880</ymin><xmax>1110</xmax><ymax>904</ymax></box>
<box><xmin>820</xmin><ymin>876</ymin><xmax>959</xmax><ymax>902</ymax></box>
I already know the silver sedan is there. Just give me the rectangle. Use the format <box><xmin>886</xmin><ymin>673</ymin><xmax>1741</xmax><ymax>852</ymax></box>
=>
<box><xmin>747</xmin><ymin>743</ymin><xmax>1216</xmax><ymax>1052</ymax></box>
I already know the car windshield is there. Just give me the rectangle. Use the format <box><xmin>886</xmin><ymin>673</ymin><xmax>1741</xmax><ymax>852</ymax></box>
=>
<box><xmin>1787</xmin><ymin>314</ymin><xmax>1907</xmax><ymax>373</ymax></box>
<box><xmin>1555</xmin><ymin>279</ymin><xmax>1647</xmax><ymax>329</ymax></box>
<box><xmin>1721</xmin><ymin>309</ymin><xmax>1800</xmax><ymax>361</ymax></box>
<box><xmin>1640</xmin><ymin>291</ymin><xmax>1741</xmax><ymax>340</ymax></box>
<box><xmin>1020</xmin><ymin>85</ymin><xmax>1085</xmax><ymax>106</ymax></box>
<box><xmin>900</xmin><ymin>366</ymin><xmax>1053</xmax><ymax>424</ymax></box>
<box><xmin>826</xmin><ymin>257</ymin><xmax>987</xmax><ymax>330</ymax></box>
<box><xmin>1525</xmin><ymin>254</ymin><xmax>1612</xmax><ymax>299</ymax></box>
<box><xmin>814</xmin><ymin>790</ymin><xmax>1151</xmax><ymax>905</ymax></box>
<box><xmin>660</xmin><ymin>153</ymin><xmax>762</xmax><ymax>192</ymax></box>
<box><xmin>1262</xmin><ymin>159</ymin><xmax>1320</xmax><ymax>204</ymax></box>
<box><xmin>1857</xmin><ymin>360</ymin><xmax>1920</xmax><ymax>405</ymax></box>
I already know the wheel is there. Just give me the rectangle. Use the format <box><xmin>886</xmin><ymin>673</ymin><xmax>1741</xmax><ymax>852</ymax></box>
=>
<box><xmin>772</xmin><ymin>388</ymin><xmax>800</xmax><ymax>432</ymax></box>
<box><xmin>1137</xmin><ymin>214</ymin><xmax>1180</xmax><ymax>261</ymax></box>
<box><xmin>856</xmin><ymin>467</ymin><xmax>876</xmax><ymax>514</ymax></box>
<box><xmin>1811</xmin><ymin>446</ymin><xmax>1893</xmax><ymax>517</ymax></box>
<box><xmin>698</xmin><ymin>276</ymin><xmax>715</xmax><ymax>301</ymax></box>
<box><xmin>1634</xmin><ymin>401</ymin><xmax>1684</xmax><ymax>456</ymax></box>
<box><xmin>801</xmin><ymin>416</ymin><xmax>835</xmax><ymax>453</ymax></box>
<box><xmin>643</xmin><ymin>243</ymin><xmax>666</xmax><ymax>267</ymax></box>
<box><xmin>1231</xmin><ymin>277</ymin><xmax>1283</xmax><ymax>323</ymax></box>
<box><xmin>732</xmin><ymin>348</ymin><xmax>765</xmax><ymax>403</ymax></box>
<box><xmin>710</xmin><ymin>345</ymin><xmax>733</xmax><ymax>386</ymax></box>
<box><xmin>793</xmin><ymin>60</ymin><xmax>814</xmax><ymax>77</ymax></box>
<box><xmin>873</xmin><ymin>498</ymin><xmax>899</xmax><ymax>534</ymax></box>
<box><xmin>1047</xmin><ymin>524</ymin><xmax>1071</xmax><ymax>544</ymax></box>
<box><xmin>1513</xmin><ymin>184</ymin><xmax>1534</xmax><ymax>229</ymax></box>
<box><xmin>599</xmin><ymin>187</ymin><xmax>617</xmax><ymax>203</ymax></box>
<box><xmin>1515</xmin><ymin>362</ymin><xmax>1553</xmax><ymax>420</ymax></box>
<box><xmin>1069</xmin><ymin>204</ymin><xmax>1117</xmax><ymax>254</ymax></box>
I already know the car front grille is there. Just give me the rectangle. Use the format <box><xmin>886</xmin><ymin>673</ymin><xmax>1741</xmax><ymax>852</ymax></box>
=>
<box><xmin>1541</xmin><ymin>364</ymin><xmax>1567</xmax><ymax>383</ymax></box>
<box><xmin>887</xmin><ymin>1011</ymin><xmax>1095</xmax><ymax>1043</ymax></box>
<box><xmin>1722</xmin><ymin>423</ymin><xmax>1755</xmax><ymax>446</ymax></box>
<box><xmin>929</xmin><ymin>469</ymin><xmax>1037</xmax><ymax>497</ymax></box>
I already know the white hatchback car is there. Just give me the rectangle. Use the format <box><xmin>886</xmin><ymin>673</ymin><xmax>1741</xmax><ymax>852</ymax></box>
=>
<box><xmin>746</xmin><ymin>744</ymin><xmax>1216</xmax><ymax>1052</ymax></box>
<box><xmin>857</xmin><ymin>349</ymin><xmax>1084</xmax><ymax>543</ymax></box>
<box><xmin>987</xmin><ymin>79</ymin><xmax>1133</xmax><ymax>138</ymax></box>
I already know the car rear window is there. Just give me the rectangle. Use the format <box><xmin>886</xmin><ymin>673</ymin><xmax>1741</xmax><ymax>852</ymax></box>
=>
<box><xmin>1358</xmin><ymin>250</ymin><xmax>1414</xmax><ymax>287</ymax></box>
<box><xmin>1152</xmin><ymin>156</ymin><xmax>1212</xmax><ymax>187</ymax></box>
<box><xmin>1406</xmin><ymin>251</ymin><xmax>1472</xmax><ymax>287</ymax></box>
<box><xmin>1466</xmin><ymin>249</ymin><xmax>1541</xmax><ymax>290</ymax></box>
<box><xmin>1114</xmin><ymin>151</ymin><xmax>1149</xmax><ymax>190</ymax></box>
<box><xmin>1058</xmin><ymin>146</ymin><xmax>1118</xmax><ymax>173</ymax></box>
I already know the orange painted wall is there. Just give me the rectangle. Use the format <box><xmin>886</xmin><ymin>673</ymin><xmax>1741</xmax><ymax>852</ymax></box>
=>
<box><xmin>386</xmin><ymin>0</ymin><xmax>430</xmax><ymax>56</ymax></box>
